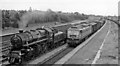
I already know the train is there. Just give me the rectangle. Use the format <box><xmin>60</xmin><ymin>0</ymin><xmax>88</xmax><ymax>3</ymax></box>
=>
<box><xmin>7</xmin><ymin>20</ymin><xmax>105</xmax><ymax>64</ymax></box>
<box><xmin>67</xmin><ymin>20</ymin><xmax>105</xmax><ymax>47</ymax></box>
<box><xmin>7</xmin><ymin>22</ymin><xmax>80</xmax><ymax>64</ymax></box>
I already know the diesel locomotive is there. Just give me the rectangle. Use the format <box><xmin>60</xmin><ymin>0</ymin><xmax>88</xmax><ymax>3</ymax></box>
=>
<box><xmin>67</xmin><ymin>20</ymin><xmax>105</xmax><ymax>47</ymax></box>
<box><xmin>67</xmin><ymin>23</ymin><xmax>92</xmax><ymax>47</ymax></box>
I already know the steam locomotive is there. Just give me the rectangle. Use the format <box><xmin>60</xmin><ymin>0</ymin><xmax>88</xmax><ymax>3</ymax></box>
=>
<box><xmin>8</xmin><ymin>27</ymin><xmax>66</xmax><ymax>64</ymax></box>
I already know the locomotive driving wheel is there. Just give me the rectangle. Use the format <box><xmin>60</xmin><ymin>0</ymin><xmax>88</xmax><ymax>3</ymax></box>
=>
<box><xmin>42</xmin><ymin>43</ymin><xmax>48</xmax><ymax>53</ymax></box>
<box><xmin>48</xmin><ymin>42</ymin><xmax>53</xmax><ymax>50</ymax></box>
<box><xmin>8</xmin><ymin>57</ymin><xmax>22</xmax><ymax>64</ymax></box>
<box><xmin>8</xmin><ymin>57</ymin><xmax>15</xmax><ymax>64</ymax></box>
<box><xmin>32</xmin><ymin>44</ymin><xmax>42</xmax><ymax>57</ymax></box>
<box><xmin>50</xmin><ymin>42</ymin><xmax>54</xmax><ymax>49</ymax></box>
<box><xmin>37</xmin><ymin>44</ymin><xmax>43</xmax><ymax>54</ymax></box>
<box><xmin>24</xmin><ymin>48</ymin><xmax>34</xmax><ymax>61</ymax></box>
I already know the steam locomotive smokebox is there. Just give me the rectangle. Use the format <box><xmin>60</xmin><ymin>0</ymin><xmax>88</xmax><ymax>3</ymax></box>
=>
<box><xmin>19</xmin><ymin>29</ymin><xmax>23</xmax><ymax>33</ymax></box>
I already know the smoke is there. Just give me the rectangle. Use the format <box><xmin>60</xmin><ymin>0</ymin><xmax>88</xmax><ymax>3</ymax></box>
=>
<box><xmin>19</xmin><ymin>11</ymin><xmax>46</xmax><ymax>29</ymax></box>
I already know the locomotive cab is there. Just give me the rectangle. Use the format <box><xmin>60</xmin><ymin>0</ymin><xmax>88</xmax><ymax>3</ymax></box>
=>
<box><xmin>67</xmin><ymin>24</ymin><xmax>91</xmax><ymax>47</ymax></box>
<box><xmin>67</xmin><ymin>25</ymin><xmax>83</xmax><ymax>46</ymax></box>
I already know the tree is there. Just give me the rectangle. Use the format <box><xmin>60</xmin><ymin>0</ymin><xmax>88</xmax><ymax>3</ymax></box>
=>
<box><xmin>74</xmin><ymin>12</ymin><xmax>79</xmax><ymax>15</ymax></box>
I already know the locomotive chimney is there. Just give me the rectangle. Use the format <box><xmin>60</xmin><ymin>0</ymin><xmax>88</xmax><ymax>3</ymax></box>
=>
<box><xmin>19</xmin><ymin>29</ymin><xmax>23</xmax><ymax>33</ymax></box>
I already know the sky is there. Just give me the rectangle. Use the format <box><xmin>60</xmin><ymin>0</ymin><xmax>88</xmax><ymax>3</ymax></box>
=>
<box><xmin>0</xmin><ymin>0</ymin><xmax>119</xmax><ymax>16</ymax></box>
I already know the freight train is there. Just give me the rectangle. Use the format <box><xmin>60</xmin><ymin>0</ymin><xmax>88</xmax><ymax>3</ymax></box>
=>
<box><xmin>7</xmin><ymin>20</ymin><xmax>105</xmax><ymax>64</ymax></box>
<box><xmin>67</xmin><ymin>20</ymin><xmax>105</xmax><ymax>47</ymax></box>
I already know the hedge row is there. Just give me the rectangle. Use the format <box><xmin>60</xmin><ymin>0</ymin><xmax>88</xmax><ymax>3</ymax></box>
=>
<box><xmin>2</xmin><ymin>9</ymin><xmax>88</xmax><ymax>29</ymax></box>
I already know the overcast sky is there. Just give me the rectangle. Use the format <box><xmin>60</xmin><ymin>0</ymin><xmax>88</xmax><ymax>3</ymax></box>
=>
<box><xmin>0</xmin><ymin>0</ymin><xmax>119</xmax><ymax>16</ymax></box>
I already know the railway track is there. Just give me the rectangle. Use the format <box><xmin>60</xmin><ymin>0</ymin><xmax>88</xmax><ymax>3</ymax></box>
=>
<box><xmin>40</xmin><ymin>47</ymin><xmax>73</xmax><ymax>64</ymax></box>
<box><xmin>1</xmin><ymin>44</ymin><xmax>68</xmax><ymax>66</ymax></box>
<box><xmin>2</xmin><ymin>45</ymin><xmax>72</xmax><ymax>66</ymax></box>
<box><xmin>0</xmin><ymin>33</ymin><xmax>15</xmax><ymax>64</ymax></box>
<box><xmin>0</xmin><ymin>40</ymin><xmax>11</xmax><ymax>64</ymax></box>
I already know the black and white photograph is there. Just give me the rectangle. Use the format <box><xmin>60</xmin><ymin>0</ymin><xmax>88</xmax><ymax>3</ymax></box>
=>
<box><xmin>0</xmin><ymin>0</ymin><xmax>119</xmax><ymax>66</ymax></box>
